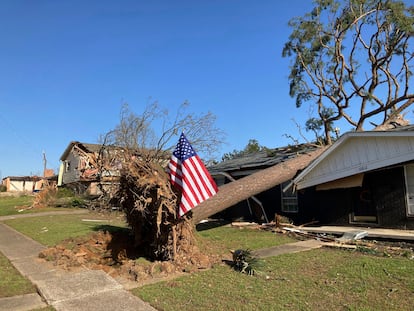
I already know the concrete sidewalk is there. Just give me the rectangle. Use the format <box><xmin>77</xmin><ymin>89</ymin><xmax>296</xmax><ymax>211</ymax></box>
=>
<box><xmin>0</xmin><ymin>209</ymin><xmax>89</xmax><ymax>222</ymax></box>
<box><xmin>0</xmin><ymin>219</ymin><xmax>156</xmax><ymax>311</ymax></box>
<box><xmin>253</xmin><ymin>239</ymin><xmax>325</xmax><ymax>258</ymax></box>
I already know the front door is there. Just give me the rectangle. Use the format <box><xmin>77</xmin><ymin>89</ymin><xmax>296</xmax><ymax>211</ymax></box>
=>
<box><xmin>351</xmin><ymin>187</ymin><xmax>378</xmax><ymax>223</ymax></box>
<box><xmin>404</xmin><ymin>164</ymin><xmax>414</xmax><ymax>216</ymax></box>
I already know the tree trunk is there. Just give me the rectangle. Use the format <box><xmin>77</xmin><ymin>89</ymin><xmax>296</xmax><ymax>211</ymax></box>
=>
<box><xmin>324</xmin><ymin>123</ymin><xmax>332</xmax><ymax>145</ymax></box>
<box><xmin>191</xmin><ymin>147</ymin><xmax>327</xmax><ymax>224</ymax></box>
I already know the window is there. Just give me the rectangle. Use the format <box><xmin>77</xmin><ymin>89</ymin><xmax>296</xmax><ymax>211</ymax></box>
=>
<box><xmin>281</xmin><ymin>181</ymin><xmax>298</xmax><ymax>213</ymax></box>
<box><xmin>65</xmin><ymin>161</ymin><xmax>71</xmax><ymax>172</ymax></box>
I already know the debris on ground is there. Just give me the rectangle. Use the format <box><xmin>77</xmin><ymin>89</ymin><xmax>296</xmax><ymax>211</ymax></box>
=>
<box><xmin>336</xmin><ymin>230</ymin><xmax>368</xmax><ymax>243</ymax></box>
<box><xmin>231</xmin><ymin>222</ymin><xmax>260</xmax><ymax>228</ymax></box>
<box><xmin>37</xmin><ymin>219</ymin><xmax>414</xmax><ymax>287</ymax></box>
<box><xmin>230</xmin><ymin>218</ymin><xmax>414</xmax><ymax>259</ymax></box>
<box><xmin>230</xmin><ymin>249</ymin><xmax>261</xmax><ymax>276</ymax></box>
<box><xmin>31</xmin><ymin>185</ymin><xmax>58</xmax><ymax>208</ymax></box>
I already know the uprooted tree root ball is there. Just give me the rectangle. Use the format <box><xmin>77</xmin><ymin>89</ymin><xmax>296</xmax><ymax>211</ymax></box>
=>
<box><xmin>39</xmin><ymin>155</ymin><xmax>221</xmax><ymax>282</ymax></box>
<box><xmin>117</xmin><ymin>155</ymin><xmax>196</xmax><ymax>262</ymax></box>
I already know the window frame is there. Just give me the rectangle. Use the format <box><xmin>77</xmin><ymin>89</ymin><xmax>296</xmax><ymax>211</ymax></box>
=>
<box><xmin>280</xmin><ymin>181</ymin><xmax>298</xmax><ymax>213</ymax></box>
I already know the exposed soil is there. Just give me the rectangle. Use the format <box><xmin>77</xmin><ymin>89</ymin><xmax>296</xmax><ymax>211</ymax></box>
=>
<box><xmin>38</xmin><ymin>228</ymin><xmax>225</xmax><ymax>286</ymax></box>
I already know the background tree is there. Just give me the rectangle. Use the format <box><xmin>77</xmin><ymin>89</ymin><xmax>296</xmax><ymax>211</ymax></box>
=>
<box><xmin>222</xmin><ymin>139</ymin><xmax>267</xmax><ymax>161</ymax></box>
<box><xmin>305</xmin><ymin>107</ymin><xmax>336</xmax><ymax>144</ymax></box>
<box><xmin>103</xmin><ymin>101</ymin><xmax>225</xmax><ymax>162</ymax></box>
<box><xmin>283</xmin><ymin>0</ymin><xmax>414</xmax><ymax>145</ymax></box>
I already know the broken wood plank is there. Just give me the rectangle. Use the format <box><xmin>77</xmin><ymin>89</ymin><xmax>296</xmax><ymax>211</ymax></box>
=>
<box><xmin>323</xmin><ymin>242</ymin><xmax>358</xmax><ymax>250</ymax></box>
<box><xmin>231</xmin><ymin>222</ymin><xmax>259</xmax><ymax>228</ymax></box>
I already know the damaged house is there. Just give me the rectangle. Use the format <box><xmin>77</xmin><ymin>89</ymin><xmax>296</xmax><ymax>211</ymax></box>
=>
<box><xmin>291</xmin><ymin>126</ymin><xmax>414</xmax><ymax>229</ymax></box>
<box><xmin>207</xmin><ymin>126</ymin><xmax>414</xmax><ymax>229</ymax></box>
<box><xmin>58</xmin><ymin>141</ymin><xmax>123</xmax><ymax>195</ymax></box>
<box><xmin>58</xmin><ymin>141</ymin><xmax>169</xmax><ymax>197</ymax></box>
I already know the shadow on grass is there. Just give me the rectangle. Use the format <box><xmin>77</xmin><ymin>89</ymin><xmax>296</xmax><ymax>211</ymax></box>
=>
<box><xmin>87</xmin><ymin>221</ymin><xmax>232</xmax><ymax>263</ymax></box>
<box><xmin>196</xmin><ymin>219</ymin><xmax>231</xmax><ymax>231</ymax></box>
<box><xmin>90</xmin><ymin>224</ymin><xmax>149</xmax><ymax>262</ymax></box>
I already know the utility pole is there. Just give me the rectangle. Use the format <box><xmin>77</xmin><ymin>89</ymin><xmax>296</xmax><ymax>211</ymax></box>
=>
<box><xmin>43</xmin><ymin>151</ymin><xmax>47</xmax><ymax>177</ymax></box>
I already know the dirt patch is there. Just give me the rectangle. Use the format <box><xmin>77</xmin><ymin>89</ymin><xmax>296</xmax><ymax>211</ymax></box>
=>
<box><xmin>38</xmin><ymin>229</ymin><xmax>224</xmax><ymax>285</ymax></box>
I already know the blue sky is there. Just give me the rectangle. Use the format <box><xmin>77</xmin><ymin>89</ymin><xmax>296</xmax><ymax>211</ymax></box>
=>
<box><xmin>1</xmin><ymin>0</ymin><xmax>410</xmax><ymax>178</ymax></box>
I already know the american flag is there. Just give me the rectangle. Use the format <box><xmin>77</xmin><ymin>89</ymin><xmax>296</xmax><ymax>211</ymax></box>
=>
<box><xmin>168</xmin><ymin>133</ymin><xmax>218</xmax><ymax>217</ymax></box>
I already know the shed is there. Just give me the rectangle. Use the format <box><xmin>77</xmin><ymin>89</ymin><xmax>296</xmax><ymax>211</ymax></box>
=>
<box><xmin>2</xmin><ymin>176</ymin><xmax>41</xmax><ymax>192</ymax></box>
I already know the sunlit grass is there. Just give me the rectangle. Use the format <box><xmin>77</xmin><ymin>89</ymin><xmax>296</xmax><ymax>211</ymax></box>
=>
<box><xmin>0</xmin><ymin>195</ymin><xmax>74</xmax><ymax>217</ymax></box>
<box><xmin>3</xmin><ymin>199</ymin><xmax>414</xmax><ymax>310</ymax></box>
<box><xmin>134</xmin><ymin>248</ymin><xmax>414</xmax><ymax>311</ymax></box>
<box><xmin>0</xmin><ymin>251</ymin><xmax>37</xmax><ymax>298</ymax></box>
<box><xmin>4</xmin><ymin>213</ymin><xmax>127</xmax><ymax>246</ymax></box>
<box><xmin>197</xmin><ymin>222</ymin><xmax>295</xmax><ymax>251</ymax></box>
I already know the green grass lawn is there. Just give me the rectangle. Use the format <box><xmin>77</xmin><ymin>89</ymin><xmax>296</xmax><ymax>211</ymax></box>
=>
<box><xmin>134</xmin><ymin>247</ymin><xmax>414</xmax><ymax>311</ymax></box>
<box><xmin>3</xmin><ymin>203</ymin><xmax>414</xmax><ymax>310</ymax></box>
<box><xmin>0</xmin><ymin>251</ymin><xmax>37</xmax><ymax>298</ymax></box>
<box><xmin>0</xmin><ymin>195</ymin><xmax>33</xmax><ymax>216</ymax></box>
<box><xmin>197</xmin><ymin>221</ymin><xmax>295</xmax><ymax>252</ymax></box>
<box><xmin>0</xmin><ymin>195</ymin><xmax>73</xmax><ymax>217</ymax></box>
<box><xmin>4</xmin><ymin>213</ymin><xmax>127</xmax><ymax>246</ymax></box>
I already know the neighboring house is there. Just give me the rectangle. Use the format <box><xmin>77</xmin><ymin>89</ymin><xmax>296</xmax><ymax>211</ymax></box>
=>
<box><xmin>208</xmin><ymin>144</ymin><xmax>318</xmax><ymax>223</ymax></box>
<box><xmin>58</xmin><ymin>141</ymin><xmax>170</xmax><ymax>196</ymax></box>
<box><xmin>2</xmin><ymin>176</ymin><xmax>42</xmax><ymax>192</ymax></box>
<box><xmin>291</xmin><ymin>125</ymin><xmax>414</xmax><ymax>229</ymax></box>
<box><xmin>58</xmin><ymin>141</ymin><xmax>122</xmax><ymax>195</ymax></box>
<box><xmin>208</xmin><ymin>125</ymin><xmax>414</xmax><ymax>229</ymax></box>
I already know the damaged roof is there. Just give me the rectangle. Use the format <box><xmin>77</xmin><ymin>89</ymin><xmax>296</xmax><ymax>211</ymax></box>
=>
<box><xmin>208</xmin><ymin>143</ymin><xmax>319</xmax><ymax>176</ymax></box>
<box><xmin>60</xmin><ymin>141</ymin><xmax>119</xmax><ymax>161</ymax></box>
<box><xmin>2</xmin><ymin>176</ymin><xmax>42</xmax><ymax>181</ymax></box>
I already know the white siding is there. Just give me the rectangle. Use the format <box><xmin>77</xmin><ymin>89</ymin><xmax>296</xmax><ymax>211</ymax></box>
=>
<box><xmin>9</xmin><ymin>180</ymin><xmax>35</xmax><ymax>192</ymax></box>
<box><xmin>296</xmin><ymin>135</ymin><xmax>414</xmax><ymax>190</ymax></box>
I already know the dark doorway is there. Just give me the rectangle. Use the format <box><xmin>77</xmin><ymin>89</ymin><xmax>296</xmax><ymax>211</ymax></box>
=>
<box><xmin>350</xmin><ymin>186</ymin><xmax>378</xmax><ymax>224</ymax></box>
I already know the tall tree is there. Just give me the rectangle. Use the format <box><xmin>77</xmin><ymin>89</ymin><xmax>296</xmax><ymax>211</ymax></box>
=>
<box><xmin>283</xmin><ymin>0</ymin><xmax>414</xmax><ymax>144</ymax></box>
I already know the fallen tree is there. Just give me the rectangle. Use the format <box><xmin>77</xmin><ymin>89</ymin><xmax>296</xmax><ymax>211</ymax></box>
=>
<box><xmin>103</xmin><ymin>145</ymin><xmax>326</xmax><ymax>264</ymax></box>
<box><xmin>191</xmin><ymin>146</ymin><xmax>327</xmax><ymax>223</ymax></box>
<box><xmin>92</xmin><ymin>103</ymin><xmax>329</xmax><ymax>265</ymax></box>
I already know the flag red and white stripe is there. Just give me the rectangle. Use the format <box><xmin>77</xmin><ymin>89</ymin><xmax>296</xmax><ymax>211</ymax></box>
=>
<box><xmin>168</xmin><ymin>133</ymin><xmax>218</xmax><ymax>217</ymax></box>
